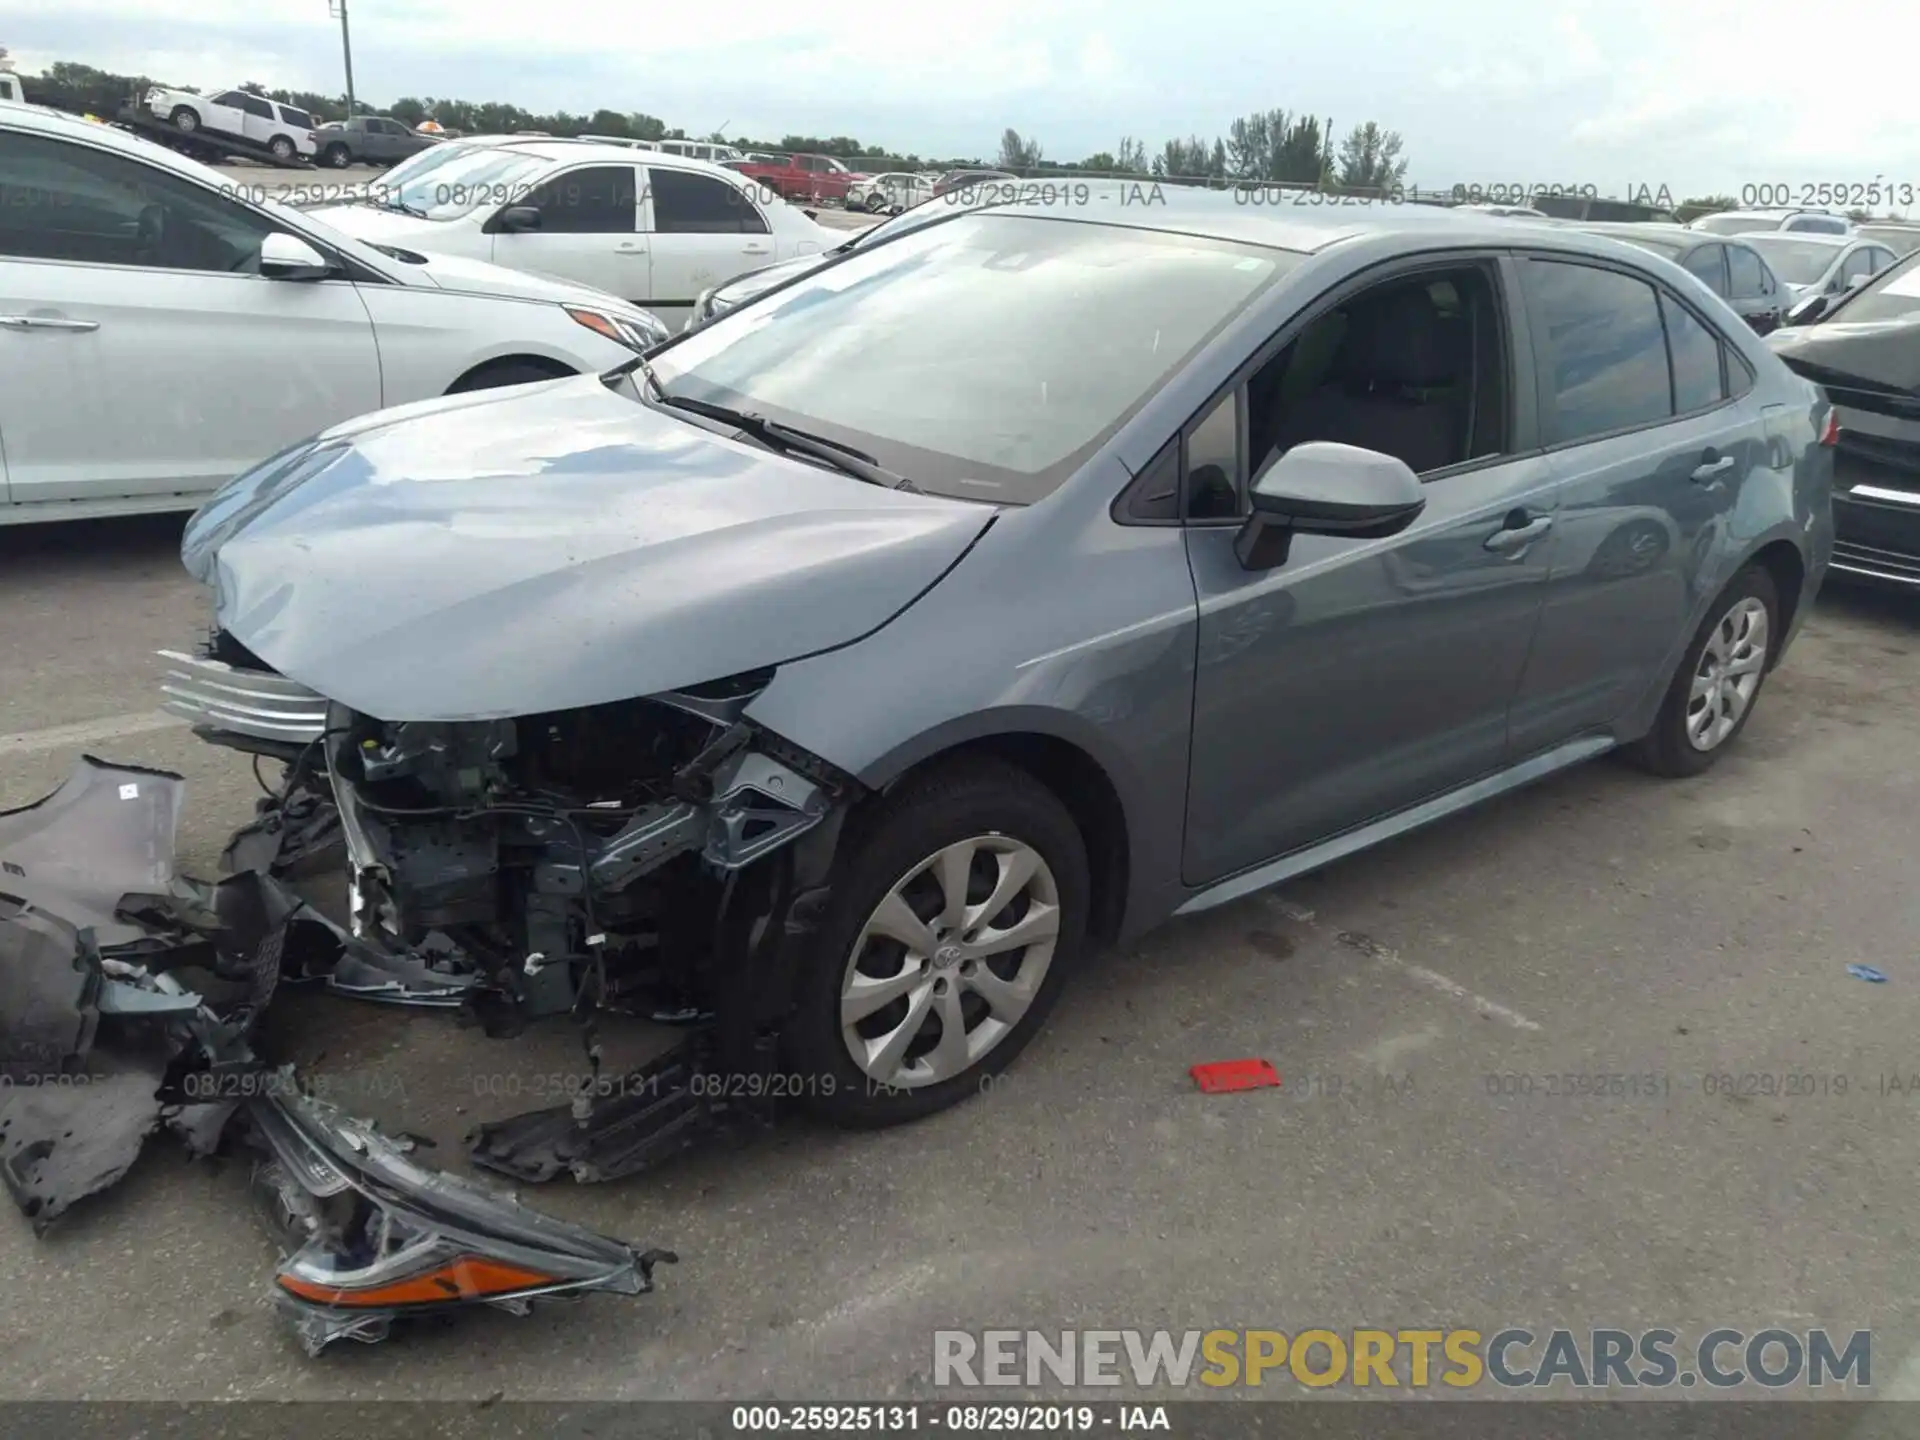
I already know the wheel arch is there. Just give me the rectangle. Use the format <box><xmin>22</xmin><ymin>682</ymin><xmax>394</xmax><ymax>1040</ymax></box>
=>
<box><xmin>445</xmin><ymin>353</ymin><xmax>578</xmax><ymax>394</ymax></box>
<box><xmin>1749</xmin><ymin>537</ymin><xmax>1807</xmax><ymax>666</ymax></box>
<box><xmin>852</xmin><ymin>715</ymin><xmax>1137</xmax><ymax>948</ymax></box>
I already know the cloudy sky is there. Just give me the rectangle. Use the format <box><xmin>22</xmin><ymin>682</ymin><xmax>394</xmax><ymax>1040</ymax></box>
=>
<box><xmin>8</xmin><ymin>0</ymin><xmax>1917</xmax><ymax>203</ymax></box>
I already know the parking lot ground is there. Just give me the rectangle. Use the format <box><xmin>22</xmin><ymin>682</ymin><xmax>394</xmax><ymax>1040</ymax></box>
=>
<box><xmin>3</xmin><ymin>513</ymin><xmax>1919</xmax><ymax>1405</ymax></box>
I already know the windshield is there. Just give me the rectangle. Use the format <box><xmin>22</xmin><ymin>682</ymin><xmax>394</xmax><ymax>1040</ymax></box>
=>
<box><xmin>394</xmin><ymin>148</ymin><xmax>553</xmax><ymax>219</ymax></box>
<box><xmin>1822</xmin><ymin>250</ymin><xmax>1920</xmax><ymax>324</ymax></box>
<box><xmin>369</xmin><ymin>140</ymin><xmax>481</xmax><ymax>192</ymax></box>
<box><xmin>649</xmin><ymin>213</ymin><xmax>1298</xmax><ymax>503</ymax></box>
<box><xmin>1690</xmin><ymin>213</ymin><xmax>1781</xmax><ymax>236</ymax></box>
<box><xmin>1738</xmin><ymin>236</ymin><xmax>1841</xmax><ymax>285</ymax></box>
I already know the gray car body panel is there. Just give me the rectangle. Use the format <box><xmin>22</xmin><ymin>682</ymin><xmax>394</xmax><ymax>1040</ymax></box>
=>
<box><xmin>185</xmin><ymin>203</ymin><xmax>1833</xmax><ymax>941</ymax></box>
<box><xmin>748</xmin><ymin>215</ymin><xmax>1831</xmax><ymax>937</ymax></box>
<box><xmin>181</xmin><ymin>376</ymin><xmax>996</xmax><ymax>722</ymax></box>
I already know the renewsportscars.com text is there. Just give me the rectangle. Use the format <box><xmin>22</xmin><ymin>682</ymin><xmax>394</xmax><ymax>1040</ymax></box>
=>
<box><xmin>933</xmin><ymin>1327</ymin><xmax>1872</xmax><ymax>1390</ymax></box>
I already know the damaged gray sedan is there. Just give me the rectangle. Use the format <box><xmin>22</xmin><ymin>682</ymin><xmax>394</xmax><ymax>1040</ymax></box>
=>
<box><xmin>163</xmin><ymin>197</ymin><xmax>1834</xmax><ymax>1169</ymax></box>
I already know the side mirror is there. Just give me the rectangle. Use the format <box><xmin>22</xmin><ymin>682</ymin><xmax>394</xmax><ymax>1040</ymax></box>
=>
<box><xmin>1846</xmin><ymin>272</ymin><xmax>1870</xmax><ymax>290</ymax></box>
<box><xmin>496</xmin><ymin>205</ymin><xmax>542</xmax><ymax>233</ymax></box>
<box><xmin>1234</xmin><ymin>442</ymin><xmax>1427</xmax><ymax>571</ymax></box>
<box><xmin>258</xmin><ymin>231</ymin><xmax>332</xmax><ymax>280</ymax></box>
<box><xmin>1786</xmin><ymin>293</ymin><xmax>1828</xmax><ymax>326</ymax></box>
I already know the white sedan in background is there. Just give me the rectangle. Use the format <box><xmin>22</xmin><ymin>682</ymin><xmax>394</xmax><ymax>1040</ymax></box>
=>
<box><xmin>313</xmin><ymin>140</ymin><xmax>840</xmax><ymax>328</ymax></box>
<box><xmin>846</xmin><ymin>172</ymin><xmax>933</xmax><ymax>213</ymax></box>
<box><xmin>0</xmin><ymin>105</ymin><xmax>669</xmax><ymax>525</ymax></box>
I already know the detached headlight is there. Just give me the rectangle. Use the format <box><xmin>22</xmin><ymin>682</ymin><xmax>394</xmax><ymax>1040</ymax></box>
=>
<box><xmin>564</xmin><ymin>304</ymin><xmax>668</xmax><ymax>353</ymax></box>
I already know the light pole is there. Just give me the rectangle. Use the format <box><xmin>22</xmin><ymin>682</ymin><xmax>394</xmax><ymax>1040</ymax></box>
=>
<box><xmin>328</xmin><ymin>0</ymin><xmax>356</xmax><ymax>117</ymax></box>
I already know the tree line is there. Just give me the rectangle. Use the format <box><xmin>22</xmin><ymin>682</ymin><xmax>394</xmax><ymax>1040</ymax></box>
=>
<box><xmin>20</xmin><ymin>59</ymin><xmax>1415</xmax><ymax>185</ymax></box>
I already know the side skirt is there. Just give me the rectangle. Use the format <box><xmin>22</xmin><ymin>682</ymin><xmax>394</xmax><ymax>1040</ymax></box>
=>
<box><xmin>1172</xmin><ymin>733</ymin><xmax>1616</xmax><ymax>918</ymax></box>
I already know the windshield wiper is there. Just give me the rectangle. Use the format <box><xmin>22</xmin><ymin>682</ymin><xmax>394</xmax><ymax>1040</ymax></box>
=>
<box><xmin>377</xmin><ymin>194</ymin><xmax>429</xmax><ymax>218</ymax></box>
<box><xmin>654</xmin><ymin>393</ymin><xmax>920</xmax><ymax>491</ymax></box>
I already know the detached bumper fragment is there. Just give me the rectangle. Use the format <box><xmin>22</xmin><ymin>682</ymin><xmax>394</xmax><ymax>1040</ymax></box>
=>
<box><xmin>0</xmin><ymin>758</ymin><xmax>671</xmax><ymax>1355</ymax></box>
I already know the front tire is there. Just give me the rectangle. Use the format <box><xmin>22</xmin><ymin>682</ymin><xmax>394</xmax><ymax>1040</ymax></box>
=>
<box><xmin>784</xmin><ymin>759</ymin><xmax>1090</xmax><ymax>1128</ymax></box>
<box><xmin>446</xmin><ymin>359</ymin><xmax>572</xmax><ymax>393</ymax></box>
<box><xmin>323</xmin><ymin>142</ymin><xmax>351</xmax><ymax>168</ymax></box>
<box><xmin>170</xmin><ymin>107</ymin><xmax>199</xmax><ymax>133</ymax></box>
<box><xmin>1625</xmin><ymin>563</ymin><xmax>1779</xmax><ymax>777</ymax></box>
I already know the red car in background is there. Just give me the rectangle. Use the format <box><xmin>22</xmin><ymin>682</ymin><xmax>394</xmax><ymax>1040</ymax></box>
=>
<box><xmin>726</xmin><ymin>152</ymin><xmax>869</xmax><ymax>204</ymax></box>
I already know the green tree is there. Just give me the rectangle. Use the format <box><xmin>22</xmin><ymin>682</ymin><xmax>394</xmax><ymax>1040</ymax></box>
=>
<box><xmin>1115</xmin><ymin>136</ymin><xmax>1149</xmax><ymax>174</ymax></box>
<box><xmin>998</xmin><ymin>127</ymin><xmax>1044</xmax><ymax>170</ymax></box>
<box><xmin>1676</xmin><ymin>194</ymin><xmax>1736</xmax><ymax>222</ymax></box>
<box><xmin>1334</xmin><ymin>121</ymin><xmax>1408</xmax><ymax>192</ymax></box>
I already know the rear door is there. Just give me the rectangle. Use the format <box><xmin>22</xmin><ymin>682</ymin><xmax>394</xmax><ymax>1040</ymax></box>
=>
<box><xmin>641</xmin><ymin>166</ymin><xmax>773</xmax><ymax>324</ymax></box>
<box><xmin>238</xmin><ymin>93</ymin><xmax>278</xmax><ymax>148</ymax></box>
<box><xmin>1507</xmin><ymin>254</ymin><xmax>1761</xmax><ymax>753</ymax></box>
<box><xmin>485</xmin><ymin>161</ymin><xmax>647</xmax><ymax>301</ymax></box>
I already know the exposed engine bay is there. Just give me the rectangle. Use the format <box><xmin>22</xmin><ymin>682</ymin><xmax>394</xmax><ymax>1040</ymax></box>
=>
<box><xmin>160</xmin><ymin>630</ymin><xmax>865</xmax><ymax>1183</ymax></box>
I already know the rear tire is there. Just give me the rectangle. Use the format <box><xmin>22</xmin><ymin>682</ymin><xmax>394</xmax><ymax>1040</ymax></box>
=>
<box><xmin>269</xmin><ymin>135</ymin><xmax>295</xmax><ymax>162</ymax></box>
<box><xmin>1624</xmin><ymin>563</ymin><xmax>1779</xmax><ymax>778</ymax></box>
<box><xmin>784</xmin><ymin>759</ymin><xmax>1090</xmax><ymax>1129</ymax></box>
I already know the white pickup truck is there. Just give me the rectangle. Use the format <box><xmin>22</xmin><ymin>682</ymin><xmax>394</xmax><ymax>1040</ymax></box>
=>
<box><xmin>143</xmin><ymin>85</ymin><xmax>319</xmax><ymax>160</ymax></box>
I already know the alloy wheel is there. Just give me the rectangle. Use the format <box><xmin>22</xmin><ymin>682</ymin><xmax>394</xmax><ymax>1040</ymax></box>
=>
<box><xmin>839</xmin><ymin>834</ymin><xmax>1061</xmax><ymax>1090</ymax></box>
<box><xmin>1685</xmin><ymin>596</ymin><xmax>1769</xmax><ymax>751</ymax></box>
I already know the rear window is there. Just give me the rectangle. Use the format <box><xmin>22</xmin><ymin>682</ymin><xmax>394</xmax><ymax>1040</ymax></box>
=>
<box><xmin>1739</xmin><ymin>236</ymin><xmax>1841</xmax><ymax>285</ymax></box>
<box><xmin>279</xmin><ymin>106</ymin><xmax>316</xmax><ymax>129</ymax></box>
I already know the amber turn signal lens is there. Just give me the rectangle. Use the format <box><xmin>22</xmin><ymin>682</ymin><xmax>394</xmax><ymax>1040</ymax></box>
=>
<box><xmin>278</xmin><ymin>1256</ymin><xmax>559</xmax><ymax>1308</ymax></box>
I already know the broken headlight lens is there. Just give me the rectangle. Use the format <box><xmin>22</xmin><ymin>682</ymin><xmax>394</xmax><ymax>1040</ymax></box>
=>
<box><xmin>248</xmin><ymin>1083</ymin><xmax>663</xmax><ymax>1352</ymax></box>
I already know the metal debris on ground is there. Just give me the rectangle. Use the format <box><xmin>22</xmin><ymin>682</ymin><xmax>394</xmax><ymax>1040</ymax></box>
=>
<box><xmin>1847</xmin><ymin>963</ymin><xmax>1889</xmax><ymax>983</ymax></box>
<box><xmin>0</xmin><ymin>756</ymin><xmax>672</xmax><ymax>1355</ymax></box>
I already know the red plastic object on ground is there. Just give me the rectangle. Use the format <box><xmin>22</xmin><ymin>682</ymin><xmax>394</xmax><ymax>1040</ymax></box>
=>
<box><xmin>1189</xmin><ymin>1058</ymin><xmax>1281</xmax><ymax>1094</ymax></box>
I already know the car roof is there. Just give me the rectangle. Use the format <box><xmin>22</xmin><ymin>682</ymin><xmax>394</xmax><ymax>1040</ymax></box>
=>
<box><xmin>932</xmin><ymin>186</ymin><xmax>1714</xmax><ymax>262</ymax></box>
<box><xmin>1737</xmin><ymin>230</ymin><xmax>1851</xmax><ymax>247</ymax></box>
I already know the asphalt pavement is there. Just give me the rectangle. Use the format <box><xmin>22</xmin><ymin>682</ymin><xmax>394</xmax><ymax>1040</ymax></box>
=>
<box><xmin>2</xmin><ymin>511</ymin><xmax>1919</xmax><ymax>1408</ymax></box>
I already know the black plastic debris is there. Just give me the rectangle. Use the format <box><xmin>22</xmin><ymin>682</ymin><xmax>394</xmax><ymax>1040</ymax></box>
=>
<box><xmin>0</xmin><ymin>757</ymin><xmax>672</xmax><ymax>1352</ymax></box>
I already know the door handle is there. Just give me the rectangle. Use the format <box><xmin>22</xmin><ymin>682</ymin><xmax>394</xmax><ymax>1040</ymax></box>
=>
<box><xmin>615</xmin><ymin>241</ymin><xmax>643</xmax><ymax>252</ymax></box>
<box><xmin>741</xmin><ymin>243</ymin><xmax>770</xmax><ymax>255</ymax></box>
<box><xmin>1484</xmin><ymin>516</ymin><xmax>1553</xmax><ymax>553</ymax></box>
<box><xmin>1692</xmin><ymin>456</ymin><xmax>1737</xmax><ymax>484</ymax></box>
<box><xmin>0</xmin><ymin>315</ymin><xmax>100</xmax><ymax>332</ymax></box>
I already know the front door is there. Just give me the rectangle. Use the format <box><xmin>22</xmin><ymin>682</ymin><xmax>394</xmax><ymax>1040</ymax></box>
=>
<box><xmin>487</xmin><ymin>162</ymin><xmax>648</xmax><ymax>304</ymax></box>
<box><xmin>1180</xmin><ymin>257</ymin><xmax>1558</xmax><ymax>885</ymax></box>
<box><xmin>0</xmin><ymin>128</ymin><xmax>379</xmax><ymax>505</ymax></box>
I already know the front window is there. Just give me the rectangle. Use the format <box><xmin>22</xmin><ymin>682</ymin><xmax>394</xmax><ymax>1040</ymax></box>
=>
<box><xmin>393</xmin><ymin>147</ymin><xmax>554</xmax><ymax>219</ymax></box>
<box><xmin>647</xmin><ymin>213</ymin><xmax>1299</xmax><ymax>504</ymax></box>
<box><xmin>1737</xmin><ymin>236</ymin><xmax>1841</xmax><ymax>286</ymax></box>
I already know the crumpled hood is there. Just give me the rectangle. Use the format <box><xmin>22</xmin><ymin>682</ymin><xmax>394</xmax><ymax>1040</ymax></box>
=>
<box><xmin>181</xmin><ymin>377</ymin><xmax>995</xmax><ymax>722</ymax></box>
<box><xmin>709</xmin><ymin>251</ymin><xmax>832</xmax><ymax>311</ymax></box>
<box><xmin>1768</xmin><ymin>316</ymin><xmax>1920</xmax><ymax>394</ymax></box>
